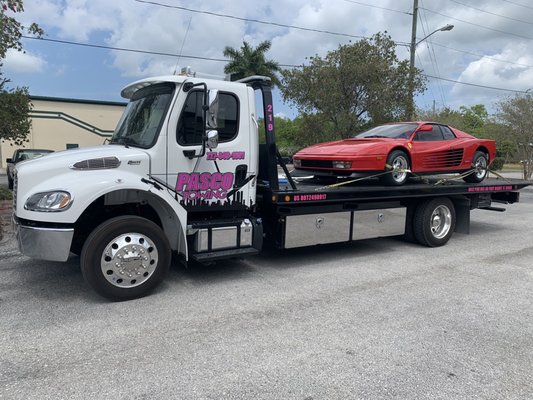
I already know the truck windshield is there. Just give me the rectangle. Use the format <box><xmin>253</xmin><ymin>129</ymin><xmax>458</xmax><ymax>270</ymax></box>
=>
<box><xmin>111</xmin><ymin>82</ymin><xmax>175</xmax><ymax>148</ymax></box>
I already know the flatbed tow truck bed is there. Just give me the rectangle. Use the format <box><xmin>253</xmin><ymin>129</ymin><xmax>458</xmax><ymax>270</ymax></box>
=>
<box><xmin>257</xmin><ymin>176</ymin><xmax>530</xmax><ymax>249</ymax></box>
<box><xmin>263</xmin><ymin>177</ymin><xmax>530</xmax><ymax>205</ymax></box>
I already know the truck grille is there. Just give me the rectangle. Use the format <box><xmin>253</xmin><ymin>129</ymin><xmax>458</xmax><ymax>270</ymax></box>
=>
<box><xmin>13</xmin><ymin>170</ymin><xmax>17</xmax><ymax>212</ymax></box>
<box><xmin>71</xmin><ymin>156</ymin><xmax>121</xmax><ymax>170</ymax></box>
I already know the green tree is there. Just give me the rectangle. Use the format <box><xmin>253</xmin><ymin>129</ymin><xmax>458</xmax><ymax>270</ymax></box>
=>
<box><xmin>223</xmin><ymin>41</ymin><xmax>281</xmax><ymax>86</ymax></box>
<box><xmin>496</xmin><ymin>94</ymin><xmax>533</xmax><ymax>179</ymax></box>
<box><xmin>280</xmin><ymin>33</ymin><xmax>426</xmax><ymax>145</ymax></box>
<box><xmin>1</xmin><ymin>0</ymin><xmax>43</xmax><ymax>145</ymax></box>
<box><xmin>417</xmin><ymin>104</ymin><xmax>489</xmax><ymax>135</ymax></box>
<box><xmin>459</xmin><ymin>104</ymin><xmax>488</xmax><ymax>134</ymax></box>
<box><xmin>417</xmin><ymin>106</ymin><xmax>463</xmax><ymax>128</ymax></box>
<box><xmin>0</xmin><ymin>80</ymin><xmax>32</xmax><ymax>145</ymax></box>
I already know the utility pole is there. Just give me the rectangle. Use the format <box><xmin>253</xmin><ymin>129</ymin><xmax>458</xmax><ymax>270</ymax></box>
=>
<box><xmin>406</xmin><ymin>0</ymin><xmax>418</xmax><ymax>121</ymax></box>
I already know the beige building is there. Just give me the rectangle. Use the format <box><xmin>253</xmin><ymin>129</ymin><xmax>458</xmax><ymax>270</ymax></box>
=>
<box><xmin>1</xmin><ymin>96</ymin><xmax>126</xmax><ymax>169</ymax></box>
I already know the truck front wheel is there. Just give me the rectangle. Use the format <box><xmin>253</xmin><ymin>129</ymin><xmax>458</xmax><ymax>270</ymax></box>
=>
<box><xmin>413</xmin><ymin>198</ymin><xmax>456</xmax><ymax>247</ymax></box>
<box><xmin>81</xmin><ymin>216</ymin><xmax>171</xmax><ymax>301</ymax></box>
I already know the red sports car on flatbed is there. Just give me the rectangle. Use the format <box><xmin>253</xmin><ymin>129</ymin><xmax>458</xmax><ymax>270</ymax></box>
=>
<box><xmin>292</xmin><ymin>122</ymin><xmax>497</xmax><ymax>185</ymax></box>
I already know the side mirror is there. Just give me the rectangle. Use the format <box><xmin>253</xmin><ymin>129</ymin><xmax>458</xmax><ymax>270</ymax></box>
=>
<box><xmin>6</xmin><ymin>158</ymin><xmax>12</xmax><ymax>164</ymax></box>
<box><xmin>207</xmin><ymin>90</ymin><xmax>219</xmax><ymax>129</ymax></box>
<box><xmin>206</xmin><ymin>130</ymin><xmax>219</xmax><ymax>149</ymax></box>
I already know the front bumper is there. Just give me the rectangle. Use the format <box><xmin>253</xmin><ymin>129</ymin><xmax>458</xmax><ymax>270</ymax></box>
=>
<box><xmin>13</xmin><ymin>216</ymin><xmax>74</xmax><ymax>262</ymax></box>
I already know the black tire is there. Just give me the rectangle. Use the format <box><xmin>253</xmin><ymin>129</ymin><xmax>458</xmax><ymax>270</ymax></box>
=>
<box><xmin>381</xmin><ymin>150</ymin><xmax>410</xmax><ymax>186</ymax></box>
<box><xmin>80</xmin><ymin>215</ymin><xmax>171</xmax><ymax>301</ymax></box>
<box><xmin>463</xmin><ymin>151</ymin><xmax>488</xmax><ymax>183</ymax></box>
<box><xmin>413</xmin><ymin>198</ymin><xmax>456</xmax><ymax>247</ymax></box>
<box><xmin>7</xmin><ymin>175</ymin><xmax>13</xmax><ymax>190</ymax></box>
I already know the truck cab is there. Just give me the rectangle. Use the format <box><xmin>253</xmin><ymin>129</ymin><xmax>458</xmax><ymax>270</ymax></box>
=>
<box><xmin>13</xmin><ymin>75</ymin><xmax>268</xmax><ymax>300</ymax></box>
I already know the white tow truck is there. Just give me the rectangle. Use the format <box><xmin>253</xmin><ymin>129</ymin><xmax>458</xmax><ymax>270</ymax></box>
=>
<box><xmin>12</xmin><ymin>74</ymin><xmax>530</xmax><ymax>300</ymax></box>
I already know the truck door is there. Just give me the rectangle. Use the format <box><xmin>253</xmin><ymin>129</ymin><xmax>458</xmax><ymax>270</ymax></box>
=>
<box><xmin>164</xmin><ymin>83</ymin><xmax>255</xmax><ymax>209</ymax></box>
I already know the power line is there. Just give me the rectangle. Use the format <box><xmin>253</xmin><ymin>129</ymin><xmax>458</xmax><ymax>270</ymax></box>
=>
<box><xmin>449</xmin><ymin>0</ymin><xmax>533</xmax><ymax>26</ymax></box>
<box><xmin>418</xmin><ymin>2</ymin><xmax>447</xmax><ymax>107</ymax></box>
<box><xmin>135</xmin><ymin>0</ymin><xmax>371</xmax><ymax>41</ymax></box>
<box><xmin>21</xmin><ymin>35</ymin><xmax>299</xmax><ymax>67</ymax></box>
<box><xmin>501</xmin><ymin>0</ymin><xmax>533</xmax><ymax>11</ymax></box>
<box><xmin>424</xmin><ymin>74</ymin><xmax>530</xmax><ymax>93</ymax></box>
<box><xmin>23</xmin><ymin>35</ymin><xmax>531</xmax><ymax>95</ymax></box>
<box><xmin>420</xmin><ymin>7</ymin><xmax>533</xmax><ymax>41</ymax></box>
<box><xmin>22</xmin><ymin>35</ymin><xmax>228</xmax><ymax>62</ymax></box>
<box><xmin>341</xmin><ymin>0</ymin><xmax>412</xmax><ymax>15</ymax></box>
<box><xmin>431</xmin><ymin>41</ymin><xmax>533</xmax><ymax>69</ymax></box>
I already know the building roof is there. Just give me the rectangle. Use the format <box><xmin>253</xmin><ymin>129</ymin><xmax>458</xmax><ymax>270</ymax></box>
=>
<box><xmin>30</xmin><ymin>95</ymin><xmax>127</xmax><ymax>107</ymax></box>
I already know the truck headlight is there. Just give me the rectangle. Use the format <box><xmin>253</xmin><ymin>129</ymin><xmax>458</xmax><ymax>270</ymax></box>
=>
<box><xmin>293</xmin><ymin>159</ymin><xmax>301</xmax><ymax>167</ymax></box>
<box><xmin>25</xmin><ymin>191</ymin><xmax>73</xmax><ymax>212</ymax></box>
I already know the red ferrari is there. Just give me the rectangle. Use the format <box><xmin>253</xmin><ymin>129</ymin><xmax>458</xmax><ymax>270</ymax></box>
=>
<box><xmin>292</xmin><ymin>122</ymin><xmax>497</xmax><ymax>185</ymax></box>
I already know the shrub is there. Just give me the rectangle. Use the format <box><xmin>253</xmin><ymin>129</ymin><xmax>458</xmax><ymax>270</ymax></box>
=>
<box><xmin>0</xmin><ymin>186</ymin><xmax>13</xmax><ymax>200</ymax></box>
<box><xmin>491</xmin><ymin>157</ymin><xmax>504</xmax><ymax>171</ymax></box>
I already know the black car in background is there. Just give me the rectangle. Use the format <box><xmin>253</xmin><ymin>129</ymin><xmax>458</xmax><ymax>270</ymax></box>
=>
<box><xmin>6</xmin><ymin>149</ymin><xmax>54</xmax><ymax>189</ymax></box>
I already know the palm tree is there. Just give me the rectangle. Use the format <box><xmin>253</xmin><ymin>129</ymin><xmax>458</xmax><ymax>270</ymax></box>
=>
<box><xmin>223</xmin><ymin>40</ymin><xmax>281</xmax><ymax>87</ymax></box>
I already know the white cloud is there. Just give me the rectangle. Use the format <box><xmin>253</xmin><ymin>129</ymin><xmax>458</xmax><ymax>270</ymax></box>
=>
<box><xmin>3</xmin><ymin>49</ymin><xmax>47</xmax><ymax>73</ymax></box>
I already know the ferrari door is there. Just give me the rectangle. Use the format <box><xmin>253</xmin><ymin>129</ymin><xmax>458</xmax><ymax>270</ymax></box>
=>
<box><xmin>410</xmin><ymin>124</ymin><xmax>456</xmax><ymax>173</ymax></box>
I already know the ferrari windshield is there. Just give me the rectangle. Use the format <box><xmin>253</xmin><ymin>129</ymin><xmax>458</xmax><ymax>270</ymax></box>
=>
<box><xmin>355</xmin><ymin>123</ymin><xmax>418</xmax><ymax>139</ymax></box>
<box><xmin>110</xmin><ymin>82</ymin><xmax>175</xmax><ymax>148</ymax></box>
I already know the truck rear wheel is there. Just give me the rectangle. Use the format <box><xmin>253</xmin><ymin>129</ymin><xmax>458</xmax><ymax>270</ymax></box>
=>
<box><xmin>413</xmin><ymin>198</ymin><xmax>456</xmax><ymax>247</ymax></box>
<box><xmin>80</xmin><ymin>215</ymin><xmax>171</xmax><ymax>301</ymax></box>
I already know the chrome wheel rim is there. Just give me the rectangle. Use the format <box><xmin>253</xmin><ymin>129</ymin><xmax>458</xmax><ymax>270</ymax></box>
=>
<box><xmin>474</xmin><ymin>156</ymin><xmax>488</xmax><ymax>179</ymax></box>
<box><xmin>430</xmin><ymin>205</ymin><xmax>452</xmax><ymax>239</ymax></box>
<box><xmin>100</xmin><ymin>233</ymin><xmax>159</xmax><ymax>288</ymax></box>
<box><xmin>392</xmin><ymin>155</ymin><xmax>409</xmax><ymax>183</ymax></box>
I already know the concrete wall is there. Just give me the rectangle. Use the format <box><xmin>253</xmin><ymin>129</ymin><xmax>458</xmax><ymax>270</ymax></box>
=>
<box><xmin>1</xmin><ymin>97</ymin><xmax>126</xmax><ymax>169</ymax></box>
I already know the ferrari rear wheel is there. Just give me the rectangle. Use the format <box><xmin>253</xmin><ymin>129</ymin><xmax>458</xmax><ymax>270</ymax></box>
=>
<box><xmin>463</xmin><ymin>151</ymin><xmax>488</xmax><ymax>183</ymax></box>
<box><xmin>382</xmin><ymin>150</ymin><xmax>410</xmax><ymax>186</ymax></box>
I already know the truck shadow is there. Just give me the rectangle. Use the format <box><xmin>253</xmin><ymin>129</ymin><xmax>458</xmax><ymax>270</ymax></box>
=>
<box><xmin>168</xmin><ymin>255</ymin><xmax>256</xmax><ymax>285</ymax></box>
<box><xmin>253</xmin><ymin>237</ymin><xmax>414</xmax><ymax>270</ymax></box>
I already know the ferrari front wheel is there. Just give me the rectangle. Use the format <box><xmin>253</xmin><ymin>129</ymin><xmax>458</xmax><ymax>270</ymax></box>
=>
<box><xmin>381</xmin><ymin>150</ymin><xmax>410</xmax><ymax>186</ymax></box>
<box><xmin>463</xmin><ymin>151</ymin><xmax>488</xmax><ymax>183</ymax></box>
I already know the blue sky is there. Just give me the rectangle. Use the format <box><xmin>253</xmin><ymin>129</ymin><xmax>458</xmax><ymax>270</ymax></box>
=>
<box><xmin>4</xmin><ymin>0</ymin><xmax>533</xmax><ymax>119</ymax></box>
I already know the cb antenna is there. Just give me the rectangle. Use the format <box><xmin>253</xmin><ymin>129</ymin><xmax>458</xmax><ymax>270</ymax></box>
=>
<box><xmin>173</xmin><ymin>16</ymin><xmax>193</xmax><ymax>74</ymax></box>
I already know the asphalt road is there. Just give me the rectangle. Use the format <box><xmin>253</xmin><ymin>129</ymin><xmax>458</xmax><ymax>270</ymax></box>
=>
<box><xmin>1</xmin><ymin>188</ymin><xmax>532</xmax><ymax>399</ymax></box>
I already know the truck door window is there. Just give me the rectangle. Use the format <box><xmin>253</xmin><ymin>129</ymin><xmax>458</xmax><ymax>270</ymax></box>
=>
<box><xmin>177</xmin><ymin>90</ymin><xmax>239</xmax><ymax>145</ymax></box>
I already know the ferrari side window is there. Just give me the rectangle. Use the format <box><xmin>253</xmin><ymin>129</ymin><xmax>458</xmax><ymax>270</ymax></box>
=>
<box><xmin>440</xmin><ymin>125</ymin><xmax>456</xmax><ymax>140</ymax></box>
<box><xmin>415</xmin><ymin>126</ymin><xmax>444</xmax><ymax>142</ymax></box>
